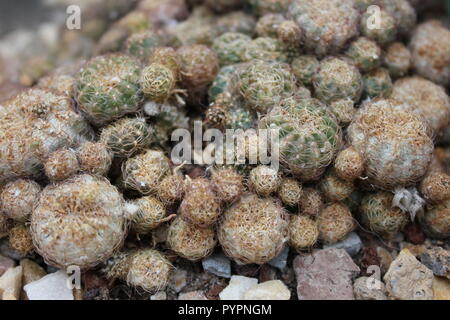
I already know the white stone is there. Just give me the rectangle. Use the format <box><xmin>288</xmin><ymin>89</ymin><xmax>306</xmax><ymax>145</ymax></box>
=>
<box><xmin>24</xmin><ymin>270</ymin><xmax>74</xmax><ymax>300</ymax></box>
<box><xmin>219</xmin><ymin>275</ymin><xmax>258</xmax><ymax>300</ymax></box>
<box><xmin>244</xmin><ymin>280</ymin><xmax>291</xmax><ymax>300</ymax></box>
<box><xmin>0</xmin><ymin>265</ymin><xmax>23</xmax><ymax>300</ymax></box>
<box><xmin>150</xmin><ymin>291</ymin><xmax>167</xmax><ymax>300</ymax></box>
<box><xmin>169</xmin><ymin>269</ymin><xmax>188</xmax><ymax>293</ymax></box>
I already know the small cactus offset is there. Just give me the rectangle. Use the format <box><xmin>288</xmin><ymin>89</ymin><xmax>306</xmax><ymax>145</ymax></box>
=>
<box><xmin>360</xmin><ymin>191</ymin><xmax>409</xmax><ymax>239</ymax></box>
<box><xmin>348</xmin><ymin>98</ymin><xmax>434</xmax><ymax>189</ymax></box>
<box><xmin>238</xmin><ymin>60</ymin><xmax>296</xmax><ymax>113</ymax></box>
<box><xmin>218</xmin><ymin>194</ymin><xmax>288</xmax><ymax>265</ymax></box>
<box><xmin>100</xmin><ymin>117</ymin><xmax>153</xmax><ymax>158</ymax></box>
<box><xmin>122</xmin><ymin>149</ymin><xmax>171</xmax><ymax>195</ymax></box>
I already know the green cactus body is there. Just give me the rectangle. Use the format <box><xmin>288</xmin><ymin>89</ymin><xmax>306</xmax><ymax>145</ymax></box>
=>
<box><xmin>248</xmin><ymin>0</ymin><xmax>291</xmax><ymax>16</ymax></box>
<box><xmin>215</xmin><ymin>11</ymin><xmax>256</xmax><ymax>36</ymax></box>
<box><xmin>212</xmin><ymin>32</ymin><xmax>252</xmax><ymax>66</ymax></box>
<box><xmin>125</xmin><ymin>31</ymin><xmax>165</xmax><ymax>61</ymax></box>
<box><xmin>145</xmin><ymin>103</ymin><xmax>189</xmax><ymax>146</ymax></box>
<box><xmin>100</xmin><ymin>117</ymin><xmax>152</xmax><ymax>158</ymax></box>
<box><xmin>208</xmin><ymin>64</ymin><xmax>241</xmax><ymax>103</ymax></box>
<box><xmin>255</xmin><ymin>13</ymin><xmax>285</xmax><ymax>38</ymax></box>
<box><xmin>291</xmin><ymin>55</ymin><xmax>319</xmax><ymax>86</ymax></box>
<box><xmin>361</xmin><ymin>9</ymin><xmax>397</xmax><ymax>45</ymax></box>
<box><xmin>363</xmin><ymin>68</ymin><xmax>393</xmax><ymax>99</ymax></box>
<box><xmin>346</xmin><ymin>37</ymin><xmax>382</xmax><ymax>73</ymax></box>
<box><xmin>76</xmin><ymin>54</ymin><xmax>143</xmax><ymax>126</ymax></box>
<box><xmin>313</xmin><ymin>57</ymin><xmax>363</xmax><ymax>104</ymax></box>
<box><xmin>240</xmin><ymin>37</ymin><xmax>288</xmax><ymax>63</ymax></box>
<box><xmin>238</xmin><ymin>60</ymin><xmax>296</xmax><ymax>113</ymax></box>
<box><xmin>259</xmin><ymin>97</ymin><xmax>342</xmax><ymax>181</ymax></box>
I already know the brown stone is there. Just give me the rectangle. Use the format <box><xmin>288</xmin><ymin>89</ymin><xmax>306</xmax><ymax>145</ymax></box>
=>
<box><xmin>432</xmin><ymin>276</ymin><xmax>450</xmax><ymax>300</ymax></box>
<box><xmin>259</xmin><ymin>264</ymin><xmax>277</xmax><ymax>283</ymax></box>
<box><xmin>403</xmin><ymin>223</ymin><xmax>425</xmax><ymax>244</ymax></box>
<box><xmin>234</xmin><ymin>264</ymin><xmax>259</xmax><ymax>277</ymax></box>
<box><xmin>0</xmin><ymin>255</ymin><xmax>15</xmax><ymax>277</ymax></box>
<box><xmin>384</xmin><ymin>249</ymin><xmax>434</xmax><ymax>300</ymax></box>
<box><xmin>206</xmin><ymin>284</ymin><xmax>225</xmax><ymax>300</ymax></box>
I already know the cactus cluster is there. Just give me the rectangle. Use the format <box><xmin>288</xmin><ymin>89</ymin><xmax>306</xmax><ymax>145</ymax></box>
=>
<box><xmin>0</xmin><ymin>0</ymin><xmax>449</xmax><ymax>301</ymax></box>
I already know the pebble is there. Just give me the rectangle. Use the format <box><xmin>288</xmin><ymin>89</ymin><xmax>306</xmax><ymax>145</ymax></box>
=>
<box><xmin>353</xmin><ymin>276</ymin><xmax>387</xmax><ymax>300</ymax></box>
<box><xmin>268</xmin><ymin>246</ymin><xmax>289</xmax><ymax>270</ymax></box>
<box><xmin>419</xmin><ymin>247</ymin><xmax>450</xmax><ymax>279</ymax></box>
<box><xmin>150</xmin><ymin>291</ymin><xmax>167</xmax><ymax>300</ymax></box>
<box><xmin>0</xmin><ymin>265</ymin><xmax>23</xmax><ymax>300</ymax></box>
<box><xmin>403</xmin><ymin>223</ymin><xmax>426</xmax><ymax>244</ymax></box>
<box><xmin>244</xmin><ymin>280</ymin><xmax>290</xmax><ymax>300</ymax></box>
<box><xmin>169</xmin><ymin>268</ymin><xmax>188</xmax><ymax>293</ymax></box>
<box><xmin>294</xmin><ymin>248</ymin><xmax>360</xmax><ymax>300</ymax></box>
<box><xmin>202</xmin><ymin>253</ymin><xmax>231</xmax><ymax>278</ymax></box>
<box><xmin>384</xmin><ymin>249</ymin><xmax>434</xmax><ymax>300</ymax></box>
<box><xmin>219</xmin><ymin>275</ymin><xmax>258</xmax><ymax>300</ymax></box>
<box><xmin>259</xmin><ymin>264</ymin><xmax>277</xmax><ymax>282</ymax></box>
<box><xmin>0</xmin><ymin>254</ymin><xmax>15</xmax><ymax>277</ymax></box>
<box><xmin>432</xmin><ymin>276</ymin><xmax>450</xmax><ymax>300</ymax></box>
<box><xmin>233</xmin><ymin>264</ymin><xmax>259</xmax><ymax>277</ymax></box>
<box><xmin>376</xmin><ymin>247</ymin><xmax>393</xmax><ymax>274</ymax></box>
<box><xmin>323</xmin><ymin>232</ymin><xmax>362</xmax><ymax>257</ymax></box>
<box><xmin>24</xmin><ymin>270</ymin><xmax>74</xmax><ymax>300</ymax></box>
<box><xmin>0</xmin><ymin>239</ymin><xmax>28</xmax><ymax>260</ymax></box>
<box><xmin>20</xmin><ymin>259</ymin><xmax>47</xmax><ymax>299</ymax></box>
<box><xmin>178</xmin><ymin>290</ymin><xmax>208</xmax><ymax>300</ymax></box>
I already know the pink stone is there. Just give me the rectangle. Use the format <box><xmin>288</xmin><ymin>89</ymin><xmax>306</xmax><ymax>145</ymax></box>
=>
<box><xmin>294</xmin><ymin>248</ymin><xmax>360</xmax><ymax>300</ymax></box>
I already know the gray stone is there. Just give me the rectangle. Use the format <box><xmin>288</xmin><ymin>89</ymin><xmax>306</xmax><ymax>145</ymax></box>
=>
<box><xmin>353</xmin><ymin>277</ymin><xmax>387</xmax><ymax>300</ymax></box>
<box><xmin>268</xmin><ymin>246</ymin><xmax>289</xmax><ymax>270</ymax></box>
<box><xmin>0</xmin><ymin>254</ymin><xmax>15</xmax><ymax>277</ymax></box>
<box><xmin>294</xmin><ymin>248</ymin><xmax>360</xmax><ymax>300</ymax></box>
<box><xmin>384</xmin><ymin>249</ymin><xmax>434</xmax><ymax>300</ymax></box>
<box><xmin>219</xmin><ymin>275</ymin><xmax>258</xmax><ymax>300</ymax></box>
<box><xmin>24</xmin><ymin>270</ymin><xmax>74</xmax><ymax>300</ymax></box>
<box><xmin>202</xmin><ymin>253</ymin><xmax>231</xmax><ymax>278</ymax></box>
<box><xmin>419</xmin><ymin>247</ymin><xmax>450</xmax><ymax>279</ymax></box>
<box><xmin>244</xmin><ymin>280</ymin><xmax>290</xmax><ymax>300</ymax></box>
<box><xmin>0</xmin><ymin>239</ymin><xmax>28</xmax><ymax>260</ymax></box>
<box><xmin>323</xmin><ymin>232</ymin><xmax>362</xmax><ymax>257</ymax></box>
